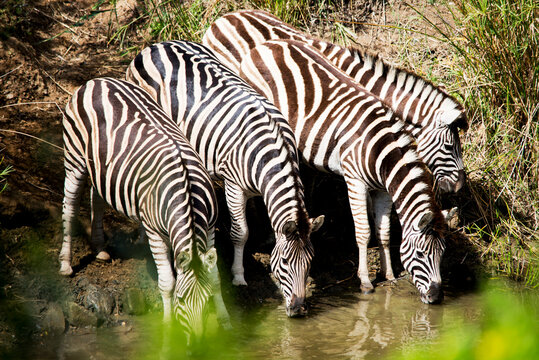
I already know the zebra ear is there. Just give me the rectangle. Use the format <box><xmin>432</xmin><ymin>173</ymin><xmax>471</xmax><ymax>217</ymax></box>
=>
<box><xmin>442</xmin><ymin>207</ymin><xmax>459</xmax><ymax>230</ymax></box>
<box><xmin>442</xmin><ymin>207</ymin><xmax>458</xmax><ymax>223</ymax></box>
<box><xmin>177</xmin><ymin>250</ymin><xmax>192</xmax><ymax>273</ymax></box>
<box><xmin>310</xmin><ymin>215</ymin><xmax>325</xmax><ymax>232</ymax></box>
<box><xmin>436</xmin><ymin>108</ymin><xmax>463</xmax><ymax>128</ymax></box>
<box><xmin>204</xmin><ymin>247</ymin><xmax>218</xmax><ymax>270</ymax></box>
<box><xmin>417</xmin><ymin>211</ymin><xmax>434</xmax><ymax>231</ymax></box>
<box><xmin>283</xmin><ymin>221</ymin><xmax>297</xmax><ymax>237</ymax></box>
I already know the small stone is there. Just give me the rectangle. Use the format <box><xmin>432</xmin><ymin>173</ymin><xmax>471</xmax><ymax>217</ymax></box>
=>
<box><xmin>66</xmin><ymin>302</ymin><xmax>98</xmax><ymax>328</ymax></box>
<box><xmin>123</xmin><ymin>288</ymin><xmax>146</xmax><ymax>315</ymax></box>
<box><xmin>41</xmin><ymin>303</ymin><xmax>66</xmax><ymax>335</ymax></box>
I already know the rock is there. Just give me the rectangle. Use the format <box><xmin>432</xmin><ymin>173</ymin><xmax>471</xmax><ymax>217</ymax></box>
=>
<box><xmin>83</xmin><ymin>284</ymin><xmax>114</xmax><ymax>317</ymax></box>
<box><xmin>41</xmin><ymin>303</ymin><xmax>66</xmax><ymax>335</ymax></box>
<box><xmin>123</xmin><ymin>288</ymin><xmax>146</xmax><ymax>315</ymax></box>
<box><xmin>66</xmin><ymin>302</ymin><xmax>98</xmax><ymax>328</ymax></box>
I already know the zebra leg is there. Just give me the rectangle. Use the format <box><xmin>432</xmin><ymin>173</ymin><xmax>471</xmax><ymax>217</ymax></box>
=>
<box><xmin>59</xmin><ymin>167</ymin><xmax>87</xmax><ymax>276</ymax></box>
<box><xmin>371</xmin><ymin>191</ymin><xmax>396</xmax><ymax>282</ymax></box>
<box><xmin>224</xmin><ymin>182</ymin><xmax>250</xmax><ymax>286</ymax></box>
<box><xmin>210</xmin><ymin>266</ymin><xmax>232</xmax><ymax>330</ymax></box>
<box><xmin>207</xmin><ymin>228</ymin><xmax>232</xmax><ymax>329</ymax></box>
<box><xmin>344</xmin><ymin>176</ymin><xmax>374</xmax><ymax>293</ymax></box>
<box><xmin>90</xmin><ymin>187</ymin><xmax>111</xmax><ymax>262</ymax></box>
<box><xmin>145</xmin><ymin>228</ymin><xmax>175</xmax><ymax>322</ymax></box>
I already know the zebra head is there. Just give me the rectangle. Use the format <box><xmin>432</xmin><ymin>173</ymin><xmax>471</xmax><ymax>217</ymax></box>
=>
<box><xmin>400</xmin><ymin>211</ymin><xmax>446</xmax><ymax>304</ymax></box>
<box><xmin>271</xmin><ymin>215</ymin><xmax>324</xmax><ymax>317</ymax></box>
<box><xmin>416</xmin><ymin>107</ymin><xmax>467</xmax><ymax>194</ymax></box>
<box><xmin>173</xmin><ymin>246</ymin><xmax>218</xmax><ymax>343</ymax></box>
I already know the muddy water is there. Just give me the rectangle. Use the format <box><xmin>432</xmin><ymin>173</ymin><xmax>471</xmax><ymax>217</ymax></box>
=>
<box><xmin>42</xmin><ymin>279</ymin><xmax>481</xmax><ymax>360</ymax></box>
<box><xmin>235</xmin><ymin>280</ymin><xmax>480</xmax><ymax>359</ymax></box>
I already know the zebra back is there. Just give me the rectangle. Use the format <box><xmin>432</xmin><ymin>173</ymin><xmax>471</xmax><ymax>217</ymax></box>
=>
<box><xmin>63</xmin><ymin>78</ymin><xmax>219</xmax><ymax>334</ymax></box>
<box><xmin>203</xmin><ymin>9</ymin><xmax>467</xmax><ymax>193</ymax></box>
<box><xmin>238</xmin><ymin>39</ymin><xmax>447</xmax><ymax>303</ymax></box>
<box><xmin>126</xmin><ymin>41</ymin><xmax>322</xmax><ymax>316</ymax></box>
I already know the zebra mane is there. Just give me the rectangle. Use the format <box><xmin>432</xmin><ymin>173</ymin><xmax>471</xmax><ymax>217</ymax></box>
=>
<box><xmin>343</xmin><ymin>43</ymin><xmax>467</xmax><ymax>130</ymax></box>
<box><xmin>273</xmin><ymin>120</ymin><xmax>311</xmax><ymax>242</ymax></box>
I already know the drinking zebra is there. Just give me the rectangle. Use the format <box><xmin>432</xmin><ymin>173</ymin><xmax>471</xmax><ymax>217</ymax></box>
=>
<box><xmin>126</xmin><ymin>41</ymin><xmax>324</xmax><ymax>317</ymax></box>
<box><xmin>60</xmin><ymin>78</ymin><xmax>229</xmax><ymax>337</ymax></box>
<box><xmin>236</xmin><ymin>39</ymin><xmax>447</xmax><ymax>303</ymax></box>
<box><xmin>203</xmin><ymin>9</ymin><xmax>468</xmax><ymax>194</ymax></box>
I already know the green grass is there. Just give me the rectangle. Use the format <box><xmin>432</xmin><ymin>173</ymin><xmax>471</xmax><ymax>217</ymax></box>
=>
<box><xmin>108</xmin><ymin>0</ymin><xmax>333</xmax><ymax>56</ymax></box>
<box><xmin>0</xmin><ymin>157</ymin><xmax>13</xmax><ymax>193</ymax></box>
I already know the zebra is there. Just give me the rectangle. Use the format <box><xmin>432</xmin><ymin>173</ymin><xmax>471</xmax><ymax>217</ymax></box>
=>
<box><xmin>202</xmin><ymin>9</ymin><xmax>468</xmax><ymax>194</ymax></box>
<box><xmin>235</xmin><ymin>39</ymin><xmax>448</xmax><ymax>303</ymax></box>
<box><xmin>125</xmin><ymin>40</ymin><xmax>324</xmax><ymax>317</ymax></box>
<box><xmin>60</xmin><ymin>77</ymin><xmax>230</xmax><ymax>338</ymax></box>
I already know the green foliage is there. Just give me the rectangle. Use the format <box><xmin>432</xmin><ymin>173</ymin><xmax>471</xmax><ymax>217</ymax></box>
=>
<box><xmin>109</xmin><ymin>0</ymin><xmax>333</xmax><ymax>56</ymax></box>
<box><xmin>394</xmin><ymin>280</ymin><xmax>539</xmax><ymax>360</ymax></box>
<box><xmin>0</xmin><ymin>157</ymin><xmax>13</xmax><ymax>193</ymax></box>
<box><xmin>251</xmin><ymin>0</ymin><xmax>330</xmax><ymax>27</ymax></box>
<box><xmin>130</xmin><ymin>312</ymin><xmax>249</xmax><ymax>359</ymax></box>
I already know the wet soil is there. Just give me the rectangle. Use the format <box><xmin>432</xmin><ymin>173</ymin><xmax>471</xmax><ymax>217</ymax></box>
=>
<box><xmin>0</xmin><ymin>0</ymin><xmax>482</xmax><ymax>356</ymax></box>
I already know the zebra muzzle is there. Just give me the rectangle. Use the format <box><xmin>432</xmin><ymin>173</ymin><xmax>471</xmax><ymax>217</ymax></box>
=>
<box><xmin>421</xmin><ymin>282</ymin><xmax>444</xmax><ymax>304</ymax></box>
<box><xmin>286</xmin><ymin>294</ymin><xmax>307</xmax><ymax>317</ymax></box>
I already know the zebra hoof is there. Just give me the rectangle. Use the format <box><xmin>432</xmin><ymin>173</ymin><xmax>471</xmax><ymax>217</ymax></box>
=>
<box><xmin>96</xmin><ymin>251</ymin><xmax>111</xmax><ymax>262</ymax></box>
<box><xmin>232</xmin><ymin>276</ymin><xmax>248</xmax><ymax>286</ymax></box>
<box><xmin>360</xmin><ymin>285</ymin><xmax>374</xmax><ymax>294</ymax></box>
<box><xmin>219</xmin><ymin>317</ymin><xmax>233</xmax><ymax>331</ymax></box>
<box><xmin>59</xmin><ymin>263</ymin><xmax>73</xmax><ymax>276</ymax></box>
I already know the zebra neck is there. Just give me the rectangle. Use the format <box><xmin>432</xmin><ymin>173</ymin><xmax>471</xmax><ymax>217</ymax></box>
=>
<box><xmin>374</xmin><ymin>135</ymin><xmax>438</xmax><ymax>236</ymax></box>
<box><xmin>386</xmin><ymin>168</ymin><xmax>438</xmax><ymax>236</ymax></box>
<box><xmin>259</xmin><ymin>171</ymin><xmax>306</xmax><ymax>234</ymax></box>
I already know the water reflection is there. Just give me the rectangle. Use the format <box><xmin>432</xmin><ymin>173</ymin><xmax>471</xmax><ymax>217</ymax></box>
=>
<box><xmin>240</xmin><ymin>279</ymin><xmax>478</xmax><ymax>359</ymax></box>
<box><xmin>45</xmin><ymin>280</ymin><xmax>480</xmax><ymax>359</ymax></box>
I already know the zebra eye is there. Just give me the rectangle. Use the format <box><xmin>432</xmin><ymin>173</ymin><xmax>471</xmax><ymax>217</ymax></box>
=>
<box><xmin>416</xmin><ymin>251</ymin><xmax>425</xmax><ymax>259</ymax></box>
<box><xmin>444</xmin><ymin>143</ymin><xmax>453</xmax><ymax>151</ymax></box>
<box><xmin>177</xmin><ymin>296</ymin><xmax>185</xmax><ymax>305</ymax></box>
<box><xmin>282</xmin><ymin>257</ymin><xmax>289</xmax><ymax>266</ymax></box>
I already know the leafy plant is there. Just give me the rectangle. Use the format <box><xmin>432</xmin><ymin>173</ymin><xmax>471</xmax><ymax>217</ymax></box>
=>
<box><xmin>0</xmin><ymin>157</ymin><xmax>13</xmax><ymax>193</ymax></box>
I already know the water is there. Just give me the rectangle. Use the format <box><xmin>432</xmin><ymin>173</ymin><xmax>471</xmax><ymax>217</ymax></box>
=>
<box><xmin>233</xmin><ymin>280</ymin><xmax>481</xmax><ymax>359</ymax></box>
<box><xmin>35</xmin><ymin>279</ymin><xmax>483</xmax><ymax>359</ymax></box>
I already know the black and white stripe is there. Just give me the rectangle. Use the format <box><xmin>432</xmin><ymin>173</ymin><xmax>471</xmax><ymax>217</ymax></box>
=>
<box><xmin>236</xmin><ymin>39</ymin><xmax>447</xmax><ymax>303</ymax></box>
<box><xmin>126</xmin><ymin>41</ymin><xmax>324</xmax><ymax>317</ymax></box>
<box><xmin>60</xmin><ymin>78</ymin><xmax>229</xmax><ymax>337</ymax></box>
<box><xmin>203</xmin><ymin>9</ymin><xmax>467</xmax><ymax>194</ymax></box>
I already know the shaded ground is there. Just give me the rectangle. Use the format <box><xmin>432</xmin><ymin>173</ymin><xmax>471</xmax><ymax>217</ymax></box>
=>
<box><xmin>0</xmin><ymin>0</ymin><xmax>482</xmax><ymax>356</ymax></box>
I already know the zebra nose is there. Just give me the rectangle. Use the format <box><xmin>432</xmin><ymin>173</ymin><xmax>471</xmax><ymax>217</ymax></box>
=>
<box><xmin>286</xmin><ymin>294</ymin><xmax>307</xmax><ymax>317</ymax></box>
<box><xmin>438</xmin><ymin>170</ymin><xmax>466</xmax><ymax>194</ymax></box>
<box><xmin>454</xmin><ymin>169</ymin><xmax>466</xmax><ymax>192</ymax></box>
<box><xmin>422</xmin><ymin>282</ymin><xmax>444</xmax><ymax>304</ymax></box>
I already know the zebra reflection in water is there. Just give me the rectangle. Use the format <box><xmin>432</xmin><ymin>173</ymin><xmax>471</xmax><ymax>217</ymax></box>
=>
<box><xmin>240</xmin><ymin>282</ymin><xmax>441</xmax><ymax>359</ymax></box>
